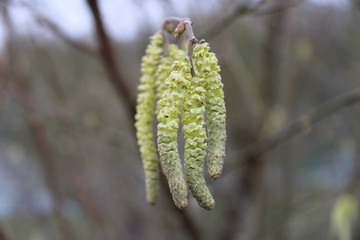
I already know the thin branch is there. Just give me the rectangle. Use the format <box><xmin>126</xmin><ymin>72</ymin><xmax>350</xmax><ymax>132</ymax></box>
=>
<box><xmin>201</xmin><ymin>3</ymin><xmax>260</xmax><ymax>41</ymax></box>
<box><xmin>202</xmin><ymin>0</ymin><xmax>301</xmax><ymax>41</ymax></box>
<box><xmin>84</xmin><ymin>4</ymin><xmax>203</xmax><ymax>240</ymax></box>
<box><xmin>242</xmin><ymin>88</ymin><xmax>360</xmax><ymax>159</ymax></box>
<box><xmin>86</xmin><ymin>0</ymin><xmax>135</xmax><ymax>117</ymax></box>
<box><xmin>8</xmin><ymin>64</ymin><xmax>78</xmax><ymax>240</ymax></box>
<box><xmin>221</xmin><ymin>88</ymin><xmax>360</xmax><ymax>239</ymax></box>
<box><xmin>162</xmin><ymin>17</ymin><xmax>199</xmax><ymax>75</ymax></box>
<box><xmin>35</xmin><ymin>15</ymin><xmax>96</xmax><ymax>55</ymax></box>
<box><xmin>1</xmin><ymin>3</ymin><xmax>76</xmax><ymax>239</ymax></box>
<box><xmin>160</xmin><ymin>177</ymin><xmax>203</xmax><ymax>240</ymax></box>
<box><xmin>19</xmin><ymin>1</ymin><xmax>96</xmax><ymax>56</ymax></box>
<box><xmin>0</xmin><ymin>224</ymin><xmax>11</xmax><ymax>240</ymax></box>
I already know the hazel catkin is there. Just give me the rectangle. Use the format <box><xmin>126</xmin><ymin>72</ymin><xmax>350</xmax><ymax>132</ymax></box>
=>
<box><xmin>183</xmin><ymin>75</ymin><xmax>215</xmax><ymax>210</ymax></box>
<box><xmin>155</xmin><ymin>44</ymin><xmax>185</xmax><ymax>114</ymax></box>
<box><xmin>135</xmin><ymin>32</ymin><xmax>163</xmax><ymax>204</ymax></box>
<box><xmin>157</xmin><ymin>58</ymin><xmax>191</xmax><ymax>209</ymax></box>
<box><xmin>136</xmin><ymin>19</ymin><xmax>227</xmax><ymax>210</ymax></box>
<box><xmin>192</xmin><ymin>42</ymin><xmax>226</xmax><ymax>180</ymax></box>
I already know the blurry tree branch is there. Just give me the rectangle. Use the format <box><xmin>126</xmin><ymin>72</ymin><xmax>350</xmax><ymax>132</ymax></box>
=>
<box><xmin>242</xmin><ymin>88</ymin><xmax>360</xmax><ymax>159</ymax></box>
<box><xmin>6</xmin><ymin>65</ymin><xmax>78</xmax><ymax>240</ymax></box>
<box><xmin>35</xmin><ymin>16</ymin><xmax>96</xmax><ymax>55</ymax></box>
<box><xmin>1</xmin><ymin>3</ymin><xmax>76</xmax><ymax>239</ymax></box>
<box><xmin>4</xmin><ymin>80</ymin><xmax>139</xmax><ymax>234</ymax></box>
<box><xmin>222</xmin><ymin>4</ymin><xmax>291</xmax><ymax>238</ymax></box>
<box><xmin>222</xmin><ymin>89</ymin><xmax>360</xmax><ymax>239</ymax></box>
<box><xmin>260</xmin><ymin>2</ymin><xmax>288</xmax><ymax>111</ymax></box>
<box><xmin>159</xmin><ymin>178</ymin><xmax>203</xmax><ymax>240</ymax></box>
<box><xmin>40</xmin><ymin>48</ymin><xmax>120</xmax><ymax>239</ymax></box>
<box><xmin>85</xmin><ymin>1</ymin><xmax>202</xmax><ymax>239</ymax></box>
<box><xmin>19</xmin><ymin>1</ymin><xmax>96</xmax><ymax>56</ymax></box>
<box><xmin>0</xmin><ymin>224</ymin><xmax>11</xmax><ymax>240</ymax></box>
<box><xmin>86</xmin><ymin>0</ymin><xmax>135</xmax><ymax>117</ymax></box>
<box><xmin>2</xmin><ymin>81</ymin><xmax>127</xmax><ymax>154</ymax></box>
<box><xmin>202</xmin><ymin>0</ymin><xmax>301</xmax><ymax>41</ymax></box>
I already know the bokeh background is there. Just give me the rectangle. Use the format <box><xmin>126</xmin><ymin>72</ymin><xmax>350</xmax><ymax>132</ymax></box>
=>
<box><xmin>0</xmin><ymin>0</ymin><xmax>360</xmax><ymax>239</ymax></box>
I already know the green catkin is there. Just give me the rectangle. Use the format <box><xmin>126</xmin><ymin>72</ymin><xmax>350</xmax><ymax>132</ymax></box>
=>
<box><xmin>136</xmin><ymin>27</ymin><xmax>226</xmax><ymax>210</ymax></box>
<box><xmin>135</xmin><ymin>32</ymin><xmax>163</xmax><ymax>204</ymax></box>
<box><xmin>155</xmin><ymin>44</ymin><xmax>185</xmax><ymax>114</ymax></box>
<box><xmin>183</xmin><ymin>76</ymin><xmax>215</xmax><ymax>210</ymax></box>
<box><xmin>157</xmin><ymin>58</ymin><xmax>190</xmax><ymax>209</ymax></box>
<box><xmin>193</xmin><ymin>43</ymin><xmax>226</xmax><ymax>179</ymax></box>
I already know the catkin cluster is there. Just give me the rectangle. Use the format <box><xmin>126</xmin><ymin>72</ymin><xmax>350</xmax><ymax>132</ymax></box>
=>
<box><xmin>135</xmin><ymin>27</ymin><xmax>226</xmax><ymax>210</ymax></box>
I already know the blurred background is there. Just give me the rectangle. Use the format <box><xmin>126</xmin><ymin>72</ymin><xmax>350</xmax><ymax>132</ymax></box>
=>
<box><xmin>0</xmin><ymin>0</ymin><xmax>360</xmax><ymax>239</ymax></box>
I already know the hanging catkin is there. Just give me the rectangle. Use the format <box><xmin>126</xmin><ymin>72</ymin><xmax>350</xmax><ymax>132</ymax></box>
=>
<box><xmin>136</xmin><ymin>18</ymin><xmax>227</xmax><ymax>210</ymax></box>
<box><xmin>183</xmin><ymin>75</ymin><xmax>215</xmax><ymax>210</ymax></box>
<box><xmin>192</xmin><ymin>42</ymin><xmax>226</xmax><ymax>179</ymax></box>
<box><xmin>135</xmin><ymin>32</ymin><xmax>163</xmax><ymax>204</ymax></box>
<box><xmin>155</xmin><ymin>44</ymin><xmax>185</xmax><ymax>114</ymax></box>
<box><xmin>157</xmin><ymin>58</ymin><xmax>190</xmax><ymax>209</ymax></box>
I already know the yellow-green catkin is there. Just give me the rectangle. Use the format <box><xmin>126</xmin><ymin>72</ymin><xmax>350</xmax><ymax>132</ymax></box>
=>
<box><xmin>135</xmin><ymin>32</ymin><xmax>163</xmax><ymax>204</ymax></box>
<box><xmin>157</xmin><ymin>58</ymin><xmax>190</xmax><ymax>209</ymax></box>
<box><xmin>183</xmin><ymin>75</ymin><xmax>215</xmax><ymax>210</ymax></box>
<box><xmin>193</xmin><ymin>43</ymin><xmax>226</xmax><ymax>179</ymax></box>
<box><xmin>155</xmin><ymin>44</ymin><xmax>185</xmax><ymax>114</ymax></box>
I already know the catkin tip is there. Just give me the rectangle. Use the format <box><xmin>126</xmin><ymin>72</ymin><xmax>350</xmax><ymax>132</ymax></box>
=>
<box><xmin>174</xmin><ymin>199</ymin><xmax>188</xmax><ymax>210</ymax></box>
<box><xmin>210</xmin><ymin>172</ymin><xmax>221</xmax><ymax>180</ymax></box>
<box><xmin>201</xmin><ymin>199</ymin><xmax>215</xmax><ymax>210</ymax></box>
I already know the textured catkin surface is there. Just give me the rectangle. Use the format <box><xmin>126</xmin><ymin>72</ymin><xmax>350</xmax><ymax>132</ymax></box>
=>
<box><xmin>193</xmin><ymin>43</ymin><xmax>227</xmax><ymax>179</ymax></box>
<box><xmin>183</xmin><ymin>76</ymin><xmax>215</xmax><ymax>210</ymax></box>
<box><xmin>157</xmin><ymin>58</ymin><xmax>191</xmax><ymax>209</ymax></box>
<box><xmin>135</xmin><ymin>32</ymin><xmax>163</xmax><ymax>204</ymax></box>
<box><xmin>155</xmin><ymin>44</ymin><xmax>185</xmax><ymax>114</ymax></box>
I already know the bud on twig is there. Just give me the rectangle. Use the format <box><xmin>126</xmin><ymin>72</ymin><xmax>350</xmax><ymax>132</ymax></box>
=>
<box><xmin>174</xmin><ymin>22</ymin><xmax>186</xmax><ymax>37</ymax></box>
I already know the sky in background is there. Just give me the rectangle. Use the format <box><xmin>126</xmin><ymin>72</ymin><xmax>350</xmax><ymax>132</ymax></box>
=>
<box><xmin>0</xmin><ymin>0</ymin><xmax>351</xmax><ymax>48</ymax></box>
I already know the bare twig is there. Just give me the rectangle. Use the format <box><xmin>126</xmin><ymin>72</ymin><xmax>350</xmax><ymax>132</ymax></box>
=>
<box><xmin>160</xmin><ymin>177</ymin><xmax>203</xmax><ymax>240</ymax></box>
<box><xmin>162</xmin><ymin>17</ymin><xmax>199</xmax><ymax>75</ymax></box>
<box><xmin>202</xmin><ymin>0</ymin><xmax>301</xmax><ymax>41</ymax></box>
<box><xmin>260</xmin><ymin>3</ymin><xmax>289</xmax><ymax>111</ymax></box>
<box><xmin>0</xmin><ymin>224</ymin><xmax>11</xmax><ymax>240</ymax></box>
<box><xmin>242</xmin><ymin>88</ymin><xmax>360</xmax><ymax>159</ymax></box>
<box><xmin>84</xmin><ymin>5</ymin><xmax>203</xmax><ymax>240</ymax></box>
<box><xmin>35</xmin><ymin>15</ymin><xmax>96</xmax><ymax>55</ymax></box>
<box><xmin>18</xmin><ymin>1</ymin><xmax>96</xmax><ymax>56</ymax></box>
<box><xmin>86</xmin><ymin>0</ymin><xmax>135</xmax><ymax>117</ymax></box>
<box><xmin>220</xmin><ymin>89</ymin><xmax>360</xmax><ymax>239</ymax></box>
<box><xmin>40</xmin><ymin>48</ymin><xmax>118</xmax><ymax>239</ymax></box>
<box><xmin>201</xmin><ymin>3</ymin><xmax>260</xmax><ymax>41</ymax></box>
<box><xmin>1</xmin><ymin>3</ymin><xmax>76</xmax><ymax>239</ymax></box>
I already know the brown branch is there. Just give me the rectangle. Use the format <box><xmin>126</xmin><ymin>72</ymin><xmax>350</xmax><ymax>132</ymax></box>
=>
<box><xmin>222</xmin><ymin>89</ymin><xmax>360</xmax><ymax>240</ymax></box>
<box><xmin>0</xmin><ymin>224</ymin><xmax>11</xmax><ymax>240</ymax></box>
<box><xmin>1</xmin><ymin>3</ymin><xmax>76</xmax><ymax>239</ymax></box>
<box><xmin>260</xmin><ymin>3</ymin><xmax>288</xmax><ymax>111</ymax></box>
<box><xmin>84</xmin><ymin>4</ymin><xmax>202</xmax><ymax>240</ymax></box>
<box><xmin>242</xmin><ymin>88</ymin><xmax>360</xmax><ymax>159</ymax></box>
<box><xmin>9</xmin><ymin>70</ymin><xmax>77</xmax><ymax>240</ymax></box>
<box><xmin>35</xmin><ymin>15</ymin><xmax>96</xmax><ymax>55</ymax></box>
<box><xmin>161</xmin><ymin>17</ymin><xmax>199</xmax><ymax>76</ymax></box>
<box><xmin>40</xmin><ymin>48</ymin><xmax>117</xmax><ymax>239</ymax></box>
<box><xmin>221</xmin><ymin>5</ymin><xmax>291</xmax><ymax>238</ymax></box>
<box><xmin>221</xmin><ymin>89</ymin><xmax>360</xmax><ymax>232</ymax></box>
<box><xmin>19</xmin><ymin>1</ymin><xmax>96</xmax><ymax>56</ymax></box>
<box><xmin>201</xmin><ymin>3</ymin><xmax>259</xmax><ymax>41</ymax></box>
<box><xmin>160</xmin><ymin>177</ymin><xmax>203</xmax><ymax>240</ymax></box>
<box><xmin>86</xmin><ymin>0</ymin><xmax>135</xmax><ymax>117</ymax></box>
<box><xmin>202</xmin><ymin>0</ymin><xmax>301</xmax><ymax>41</ymax></box>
